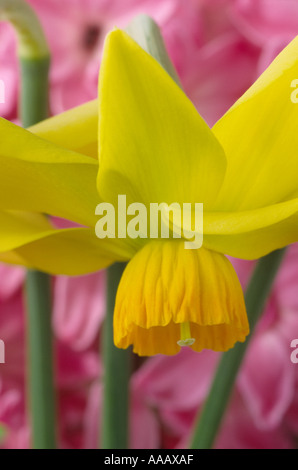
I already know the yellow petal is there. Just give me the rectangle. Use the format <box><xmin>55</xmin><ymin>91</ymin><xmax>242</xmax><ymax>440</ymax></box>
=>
<box><xmin>97</xmin><ymin>30</ymin><xmax>226</xmax><ymax>210</ymax></box>
<box><xmin>29</xmin><ymin>100</ymin><xmax>98</xmax><ymax>159</ymax></box>
<box><xmin>0</xmin><ymin>219</ymin><xmax>135</xmax><ymax>276</ymax></box>
<box><xmin>165</xmin><ymin>198</ymin><xmax>298</xmax><ymax>259</ymax></box>
<box><xmin>213</xmin><ymin>35</ymin><xmax>298</xmax><ymax>211</ymax></box>
<box><xmin>114</xmin><ymin>240</ymin><xmax>249</xmax><ymax>356</ymax></box>
<box><xmin>0</xmin><ymin>117</ymin><xmax>99</xmax><ymax>226</ymax></box>
<box><xmin>0</xmin><ymin>251</ymin><xmax>30</xmax><ymax>267</ymax></box>
<box><xmin>204</xmin><ymin>200</ymin><xmax>298</xmax><ymax>258</ymax></box>
<box><xmin>204</xmin><ymin>212</ymin><xmax>298</xmax><ymax>259</ymax></box>
<box><xmin>0</xmin><ymin>210</ymin><xmax>53</xmax><ymax>251</ymax></box>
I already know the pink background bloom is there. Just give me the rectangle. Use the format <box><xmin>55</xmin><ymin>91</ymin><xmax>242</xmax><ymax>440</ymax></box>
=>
<box><xmin>1</xmin><ymin>0</ymin><xmax>298</xmax><ymax>449</ymax></box>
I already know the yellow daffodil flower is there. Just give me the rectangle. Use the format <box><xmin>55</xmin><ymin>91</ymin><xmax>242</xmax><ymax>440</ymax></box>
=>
<box><xmin>1</xmin><ymin>30</ymin><xmax>298</xmax><ymax>356</ymax></box>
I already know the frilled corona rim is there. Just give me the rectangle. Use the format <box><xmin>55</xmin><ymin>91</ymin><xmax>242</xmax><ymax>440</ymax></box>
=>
<box><xmin>114</xmin><ymin>240</ymin><xmax>249</xmax><ymax>356</ymax></box>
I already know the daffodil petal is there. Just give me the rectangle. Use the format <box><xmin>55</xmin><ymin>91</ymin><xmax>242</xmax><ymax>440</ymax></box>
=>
<box><xmin>0</xmin><ymin>117</ymin><xmax>99</xmax><ymax>226</ymax></box>
<box><xmin>163</xmin><ymin>198</ymin><xmax>298</xmax><ymax>258</ymax></box>
<box><xmin>14</xmin><ymin>229</ymin><xmax>135</xmax><ymax>275</ymax></box>
<box><xmin>0</xmin><ymin>210</ymin><xmax>53</xmax><ymax>251</ymax></box>
<box><xmin>0</xmin><ymin>251</ymin><xmax>30</xmax><ymax>267</ymax></box>
<box><xmin>213</xmin><ymin>35</ymin><xmax>298</xmax><ymax>211</ymax></box>
<box><xmin>204</xmin><ymin>212</ymin><xmax>298</xmax><ymax>259</ymax></box>
<box><xmin>97</xmin><ymin>30</ymin><xmax>226</xmax><ymax>209</ymax></box>
<box><xmin>0</xmin><ymin>213</ymin><xmax>135</xmax><ymax>275</ymax></box>
<box><xmin>164</xmin><ymin>198</ymin><xmax>298</xmax><ymax>235</ymax></box>
<box><xmin>29</xmin><ymin>100</ymin><xmax>98</xmax><ymax>159</ymax></box>
<box><xmin>203</xmin><ymin>199</ymin><xmax>298</xmax><ymax>234</ymax></box>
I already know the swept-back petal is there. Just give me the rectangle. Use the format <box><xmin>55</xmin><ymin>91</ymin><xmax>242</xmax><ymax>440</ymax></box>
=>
<box><xmin>204</xmin><ymin>212</ymin><xmax>298</xmax><ymax>260</ymax></box>
<box><xmin>0</xmin><ymin>211</ymin><xmax>136</xmax><ymax>275</ymax></box>
<box><xmin>213</xmin><ymin>35</ymin><xmax>298</xmax><ymax>211</ymax></box>
<box><xmin>0</xmin><ymin>117</ymin><xmax>99</xmax><ymax>226</ymax></box>
<box><xmin>164</xmin><ymin>198</ymin><xmax>298</xmax><ymax>258</ymax></box>
<box><xmin>29</xmin><ymin>100</ymin><xmax>98</xmax><ymax>159</ymax></box>
<box><xmin>97</xmin><ymin>30</ymin><xmax>226</xmax><ymax>210</ymax></box>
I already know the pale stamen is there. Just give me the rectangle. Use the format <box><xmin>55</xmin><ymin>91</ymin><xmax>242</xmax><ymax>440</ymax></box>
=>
<box><xmin>177</xmin><ymin>322</ymin><xmax>195</xmax><ymax>347</ymax></box>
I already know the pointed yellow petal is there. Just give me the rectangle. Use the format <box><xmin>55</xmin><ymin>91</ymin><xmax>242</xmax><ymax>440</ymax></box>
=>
<box><xmin>165</xmin><ymin>198</ymin><xmax>298</xmax><ymax>258</ymax></box>
<box><xmin>29</xmin><ymin>100</ymin><xmax>98</xmax><ymax>159</ymax></box>
<box><xmin>14</xmin><ymin>229</ymin><xmax>135</xmax><ymax>275</ymax></box>
<box><xmin>97</xmin><ymin>30</ymin><xmax>226</xmax><ymax>210</ymax></box>
<box><xmin>204</xmin><ymin>198</ymin><xmax>298</xmax><ymax>258</ymax></box>
<box><xmin>204</xmin><ymin>212</ymin><xmax>298</xmax><ymax>260</ymax></box>
<box><xmin>0</xmin><ymin>118</ymin><xmax>99</xmax><ymax>226</ymax></box>
<box><xmin>0</xmin><ymin>210</ymin><xmax>52</xmax><ymax>251</ymax></box>
<box><xmin>0</xmin><ymin>211</ymin><xmax>135</xmax><ymax>275</ymax></box>
<box><xmin>0</xmin><ymin>251</ymin><xmax>30</xmax><ymax>267</ymax></box>
<box><xmin>213</xmin><ymin>36</ymin><xmax>298</xmax><ymax>211</ymax></box>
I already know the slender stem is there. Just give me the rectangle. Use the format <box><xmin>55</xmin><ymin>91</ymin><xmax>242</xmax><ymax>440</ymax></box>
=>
<box><xmin>101</xmin><ymin>263</ymin><xmax>131</xmax><ymax>449</ymax></box>
<box><xmin>101</xmin><ymin>15</ymin><xmax>180</xmax><ymax>449</ymax></box>
<box><xmin>25</xmin><ymin>272</ymin><xmax>56</xmax><ymax>449</ymax></box>
<box><xmin>0</xmin><ymin>0</ymin><xmax>56</xmax><ymax>449</ymax></box>
<box><xmin>190</xmin><ymin>248</ymin><xmax>286</xmax><ymax>449</ymax></box>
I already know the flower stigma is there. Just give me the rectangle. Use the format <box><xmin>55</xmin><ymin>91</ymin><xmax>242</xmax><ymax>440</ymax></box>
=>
<box><xmin>177</xmin><ymin>322</ymin><xmax>195</xmax><ymax>347</ymax></box>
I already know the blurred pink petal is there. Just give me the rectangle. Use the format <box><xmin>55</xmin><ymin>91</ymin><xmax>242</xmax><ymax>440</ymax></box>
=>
<box><xmin>24</xmin><ymin>0</ymin><xmax>203</xmax><ymax>113</ymax></box>
<box><xmin>0</xmin><ymin>389</ymin><xmax>29</xmax><ymax>449</ymax></box>
<box><xmin>53</xmin><ymin>272</ymin><xmax>106</xmax><ymax>351</ymax></box>
<box><xmin>134</xmin><ymin>348</ymin><xmax>219</xmax><ymax>411</ymax></box>
<box><xmin>238</xmin><ymin>331</ymin><xmax>294</xmax><ymax>429</ymax></box>
<box><xmin>84</xmin><ymin>382</ymin><xmax>160</xmax><ymax>449</ymax></box>
<box><xmin>232</xmin><ymin>0</ymin><xmax>298</xmax><ymax>43</ymax></box>
<box><xmin>0</xmin><ymin>293</ymin><xmax>25</xmax><ymax>387</ymax></box>
<box><xmin>185</xmin><ymin>32</ymin><xmax>259</xmax><ymax>125</ymax></box>
<box><xmin>0</xmin><ymin>265</ymin><xmax>24</xmax><ymax>301</ymax></box>
<box><xmin>56</xmin><ymin>342</ymin><xmax>100</xmax><ymax>389</ymax></box>
<box><xmin>215</xmin><ymin>393</ymin><xmax>292</xmax><ymax>449</ymax></box>
<box><xmin>0</xmin><ymin>23</ymin><xmax>18</xmax><ymax>119</ymax></box>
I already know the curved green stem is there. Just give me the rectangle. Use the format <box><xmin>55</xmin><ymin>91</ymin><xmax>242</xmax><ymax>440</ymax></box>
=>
<box><xmin>190</xmin><ymin>248</ymin><xmax>286</xmax><ymax>449</ymax></box>
<box><xmin>0</xmin><ymin>0</ymin><xmax>49</xmax><ymax>58</ymax></box>
<box><xmin>20</xmin><ymin>57</ymin><xmax>50</xmax><ymax>127</ymax></box>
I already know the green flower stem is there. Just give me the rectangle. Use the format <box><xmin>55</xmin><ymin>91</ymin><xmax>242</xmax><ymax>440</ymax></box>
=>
<box><xmin>101</xmin><ymin>15</ymin><xmax>180</xmax><ymax>449</ymax></box>
<box><xmin>25</xmin><ymin>272</ymin><xmax>56</xmax><ymax>449</ymax></box>
<box><xmin>0</xmin><ymin>0</ymin><xmax>55</xmax><ymax>449</ymax></box>
<box><xmin>190</xmin><ymin>248</ymin><xmax>286</xmax><ymax>449</ymax></box>
<box><xmin>101</xmin><ymin>263</ymin><xmax>131</xmax><ymax>449</ymax></box>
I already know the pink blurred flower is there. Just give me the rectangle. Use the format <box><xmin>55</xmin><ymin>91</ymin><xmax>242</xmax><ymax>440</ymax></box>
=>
<box><xmin>0</xmin><ymin>23</ymin><xmax>18</xmax><ymax>120</ymax></box>
<box><xmin>0</xmin><ymin>265</ymin><xmax>24</xmax><ymax>301</ymax></box>
<box><xmin>53</xmin><ymin>272</ymin><xmax>106</xmax><ymax>351</ymax></box>
<box><xmin>0</xmin><ymin>0</ymin><xmax>203</xmax><ymax>115</ymax></box>
<box><xmin>83</xmin><ymin>381</ymin><xmax>160</xmax><ymax>449</ymax></box>
<box><xmin>0</xmin><ymin>279</ymin><xmax>100</xmax><ymax>449</ymax></box>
